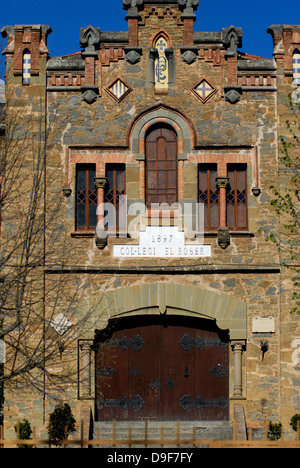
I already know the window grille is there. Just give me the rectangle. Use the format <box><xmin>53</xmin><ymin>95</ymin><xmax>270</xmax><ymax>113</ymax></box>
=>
<box><xmin>76</xmin><ymin>164</ymin><xmax>97</xmax><ymax>231</ymax></box>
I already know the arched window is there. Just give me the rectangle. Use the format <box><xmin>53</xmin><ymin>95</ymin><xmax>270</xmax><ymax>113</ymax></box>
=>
<box><xmin>147</xmin><ymin>33</ymin><xmax>175</xmax><ymax>91</ymax></box>
<box><xmin>154</xmin><ymin>36</ymin><xmax>169</xmax><ymax>91</ymax></box>
<box><xmin>293</xmin><ymin>49</ymin><xmax>300</xmax><ymax>86</ymax></box>
<box><xmin>22</xmin><ymin>50</ymin><xmax>31</xmax><ymax>85</ymax></box>
<box><xmin>145</xmin><ymin>125</ymin><xmax>178</xmax><ymax>208</ymax></box>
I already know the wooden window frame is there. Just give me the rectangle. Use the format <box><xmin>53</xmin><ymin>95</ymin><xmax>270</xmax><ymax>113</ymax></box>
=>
<box><xmin>226</xmin><ymin>164</ymin><xmax>248</xmax><ymax>231</ymax></box>
<box><xmin>145</xmin><ymin>125</ymin><xmax>178</xmax><ymax>211</ymax></box>
<box><xmin>104</xmin><ymin>163</ymin><xmax>126</xmax><ymax>235</ymax></box>
<box><xmin>198</xmin><ymin>163</ymin><xmax>219</xmax><ymax>231</ymax></box>
<box><xmin>198</xmin><ymin>162</ymin><xmax>248</xmax><ymax>232</ymax></box>
<box><xmin>75</xmin><ymin>164</ymin><xmax>97</xmax><ymax>232</ymax></box>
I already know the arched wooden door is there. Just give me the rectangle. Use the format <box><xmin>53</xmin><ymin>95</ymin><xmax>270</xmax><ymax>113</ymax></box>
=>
<box><xmin>95</xmin><ymin>315</ymin><xmax>229</xmax><ymax>421</ymax></box>
<box><xmin>145</xmin><ymin>125</ymin><xmax>178</xmax><ymax>208</ymax></box>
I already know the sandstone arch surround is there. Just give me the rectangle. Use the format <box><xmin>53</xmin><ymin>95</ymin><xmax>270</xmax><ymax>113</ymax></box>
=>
<box><xmin>129</xmin><ymin>105</ymin><xmax>196</xmax><ymax>160</ymax></box>
<box><xmin>78</xmin><ymin>282</ymin><xmax>247</xmax><ymax>400</ymax></box>
<box><xmin>80</xmin><ymin>282</ymin><xmax>247</xmax><ymax>341</ymax></box>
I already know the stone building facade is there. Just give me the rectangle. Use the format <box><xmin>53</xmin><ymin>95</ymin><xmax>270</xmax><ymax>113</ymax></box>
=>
<box><xmin>1</xmin><ymin>0</ymin><xmax>300</xmax><ymax>439</ymax></box>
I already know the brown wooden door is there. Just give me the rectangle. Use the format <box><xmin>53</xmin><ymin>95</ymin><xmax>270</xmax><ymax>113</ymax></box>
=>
<box><xmin>96</xmin><ymin>316</ymin><xmax>229</xmax><ymax>421</ymax></box>
<box><xmin>145</xmin><ymin>126</ymin><xmax>178</xmax><ymax>208</ymax></box>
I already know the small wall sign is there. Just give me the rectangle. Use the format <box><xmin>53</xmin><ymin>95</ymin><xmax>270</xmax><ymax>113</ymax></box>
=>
<box><xmin>113</xmin><ymin>226</ymin><xmax>211</xmax><ymax>258</ymax></box>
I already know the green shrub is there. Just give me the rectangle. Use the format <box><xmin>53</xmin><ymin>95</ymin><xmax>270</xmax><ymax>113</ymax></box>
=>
<box><xmin>290</xmin><ymin>414</ymin><xmax>300</xmax><ymax>432</ymax></box>
<box><xmin>48</xmin><ymin>403</ymin><xmax>76</xmax><ymax>445</ymax></box>
<box><xmin>267</xmin><ymin>421</ymin><xmax>282</xmax><ymax>440</ymax></box>
<box><xmin>14</xmin><ymin>419</ymin><xmax>33</xmax><ymax>448</ymax></box>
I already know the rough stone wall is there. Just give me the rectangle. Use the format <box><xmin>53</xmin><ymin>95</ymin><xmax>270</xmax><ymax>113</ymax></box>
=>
<box><xmin>268</xmin><ymin>25</ymin><xmax>300</xmax><ymax>432</ymax></box>
<box><xmin>1</xmin><ymin>7</ymin><xmax>300</xmax><ymax>440</ymax></box>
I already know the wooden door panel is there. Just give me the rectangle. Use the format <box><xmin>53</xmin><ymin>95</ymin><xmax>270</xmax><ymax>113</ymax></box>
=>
<box><xmin>96</xmin><ymin>316</ymin><xmax>229</xmax><ymax>421</ymax></box>
<box><xmin>161</xmin><ymin>323</ymin><xmax>196</xmax><ymax>420</ymax></box>
<box><xmin>179</xmin><ymin>329</ymin><xmax>229</xmax><ymax>420</ymax></box>
<box><xmin>127</xmin><ymin>324</ymin><xmax>161</xmax><ymax>419</ymax></box>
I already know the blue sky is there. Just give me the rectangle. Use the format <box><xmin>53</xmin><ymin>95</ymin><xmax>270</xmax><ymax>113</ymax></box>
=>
<box><xmin>1</xmin><ymin>0</ymin><xmax>299</xmax><ymax>60</ymax></box>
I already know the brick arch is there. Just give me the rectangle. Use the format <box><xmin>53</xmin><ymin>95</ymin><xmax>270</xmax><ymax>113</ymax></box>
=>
<box><xmin>129</xmin><ymin>105</ymin><xmax>196</xmax><ymax>159</ymax></box>
<box><xmin>83</xmin><ymin>282</ymin><xmax>247</xmax><ymax>341</ymax></box>
<box><xmin>150</xmin><ymin>30</ymin><xmax>173</xmax><ymax>48</ymax></box>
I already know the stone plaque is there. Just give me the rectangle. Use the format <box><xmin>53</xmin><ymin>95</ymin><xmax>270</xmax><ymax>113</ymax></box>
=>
<box><xmin>252</xmin><ymin>317</ymin><xmax>275</xmax><ymax>334</ymax></box>
<box><xmin>113</xmin><ymin>226</ymin><xmax>211</xmax><ymax>258</ymax></box>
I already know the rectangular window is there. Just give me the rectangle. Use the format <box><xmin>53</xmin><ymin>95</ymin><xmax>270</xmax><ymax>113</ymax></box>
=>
<box><xmin>198</xmin><ymin>162</ymin><xmax>248</xmax><ymax>231</ymax></box>
<box><xmin>76</xmin><ymin>164</ymin><xmax>97</xmax><ymax>231</ymax></box>
<box><xmin>22</xmin><ymin>50</ymin><xmax>31</xmax><ymax>85</ymax></box>
<box><xmin>198</xmin><ymin>164</ymin><xmax>219</xmax><ymax>231</ymax></box>
<box><xmin>104</xmin><ymin>164</ymin><xmax>126</xmax><ymax>234</ymax></box>
<box><xmin>226</xmin><ymin>164</ymin><xmax>248</xmax><ymax>230</ymax></box>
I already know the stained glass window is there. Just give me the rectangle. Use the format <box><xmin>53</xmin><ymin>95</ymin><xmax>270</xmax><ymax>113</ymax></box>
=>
<box><xmin>293</xmin><ymin>49</ymin><xmax>300</xmax><ymax>86</ymax></box>
<box><xmin>22</xmin><ymin>50</ymin><xmax>31</xmax><ymax>85</ymax></box>
<box><xmin>155</xmin><ymin>37</ymin><xmax>168</xmax><ymax>91</ymax></box>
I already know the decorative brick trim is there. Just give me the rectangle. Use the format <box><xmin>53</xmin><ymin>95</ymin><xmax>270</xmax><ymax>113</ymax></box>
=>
<box><xmin>129</xmin><ymin>105</ymin><xmax>196</xmax><ymax>157</ymax></box>
<box><xmin>66</xmin><ymin>148</ymin><xmax>135</xmax><ymax>185</ymax></box>
<box><xmin>149</xmin><ymin>29</ymin><xmax>172</xmax><ymax>48</ymax></box>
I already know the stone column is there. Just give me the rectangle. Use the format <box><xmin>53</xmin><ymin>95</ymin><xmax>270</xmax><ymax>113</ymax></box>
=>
<box><xmin>216</xmin><ymin>177</ymin><xmax>229</xmax><ymax>227</ymax></box>
<box><xmin>80</xmin><ymin>341</ymin><xmax>92</xmax><ymax>398</ymax></box>
<box><xmin>231</xmin><ymin>341</ymin><xmax>245</xmax><ymax>399</ymax></box>
<box><xmin>147</xmin><ymin>48</ymin><xmax>158</xmax><ymax>88</ymax></box>
<box><xmin>216</xmin><ymin>177</ymin><xmax>230</xmax><ymax>249</ymax></box>
<box><xmin>94</xmin><ymin>177</ymin><xmax>107</xmax><ymax>226</ymax></box>
<box><xmin>94</xmin><ymin>177</ymin><xmax>108</xmax><ymax>249</ymax></box>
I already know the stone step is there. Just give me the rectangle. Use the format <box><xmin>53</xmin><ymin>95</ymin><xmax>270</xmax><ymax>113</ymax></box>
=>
<box><xmin>93</xmin><ymin>420</ymin><xmax>233</xmax><ymax>447</ymax></box>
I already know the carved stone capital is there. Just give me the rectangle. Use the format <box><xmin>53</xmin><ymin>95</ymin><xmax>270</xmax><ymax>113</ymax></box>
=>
<box><xmin>216</xmin><ymin>177</ymin><xmax>229</xmax><ymax>189</ymax></box>
<box><xmin>149</xmin><ymin>48</ymin><xmax>159</xmax><ymax>59</ymax></box>
<box><xmin>80</xmin><ymin>340</ymin><xmax>93</xmax><ymax>352</ymax></box>
<box><xmin>231</xmin><ymin>340</ymin><xmax>246</xmax><ymax>352</ymax></box>
<box><xmin>62</xmin><ymin>186</ymin><xmax>72</xmax><ymax>197</ymax></box>
<box><xmin>94</xmin><ymin>177</ymin><xmax>108</xmax><ymax>190</ymax></box>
